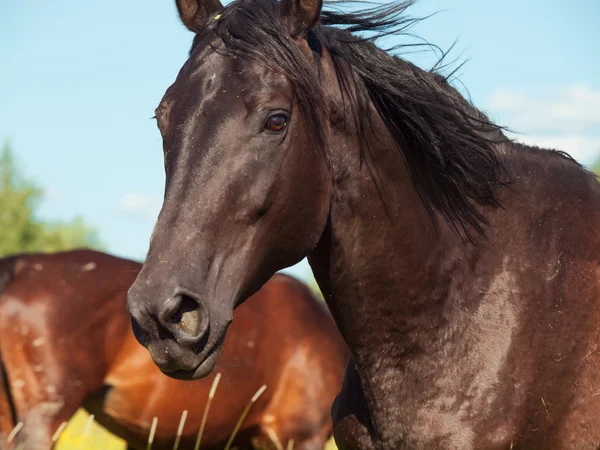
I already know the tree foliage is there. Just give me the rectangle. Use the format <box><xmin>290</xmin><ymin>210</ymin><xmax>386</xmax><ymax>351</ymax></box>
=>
<box><xmin>0</xmin><ymin>140</ymin><xmax>104</xmax><ymax>256</ymax></box>
<box><xmin>592</xmin><ymin>156</ymin><xmax>600</xmax><ymax>176</ymax></box>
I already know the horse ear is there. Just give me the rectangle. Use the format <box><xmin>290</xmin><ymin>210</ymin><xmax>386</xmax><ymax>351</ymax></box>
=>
<box><xmin>175</xmin><ymin>0</ymin><xmax>224</xmax><ymax>33</ymax></box>
<box><xmin>280</xmin><ymin>0</ymin><xmax>322</xmax><ymax>39</ymax></box>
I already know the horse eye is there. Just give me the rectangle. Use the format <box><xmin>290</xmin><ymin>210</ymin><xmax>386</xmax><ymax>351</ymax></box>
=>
<box><xmin>264</xmin><ymin>114</ymin><xmax>288</xmax><ymax>133</ymax></box>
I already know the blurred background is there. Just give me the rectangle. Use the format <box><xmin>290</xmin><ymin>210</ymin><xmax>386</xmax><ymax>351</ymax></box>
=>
<box><xmin>1</xmin><ymin>0</ymin><xmax>598</xmax><ymax>447</ymax></box>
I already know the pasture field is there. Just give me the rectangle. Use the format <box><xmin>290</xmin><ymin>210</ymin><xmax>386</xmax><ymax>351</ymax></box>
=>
<box><xmin>55</xmin><ymin>410</ymin><xmax>123</xmax><ymax>450</ymax></box>
<box><xmin>55</xmin><ymin>408</ymin><xmax>339</xmax><ymax>450</ymax></box>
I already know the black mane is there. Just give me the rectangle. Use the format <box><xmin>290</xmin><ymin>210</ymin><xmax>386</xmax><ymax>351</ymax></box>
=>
<box><xmin>193</xmin><ymin>0</ymin><xmax>516</xmax><ymax>238</ymax></box>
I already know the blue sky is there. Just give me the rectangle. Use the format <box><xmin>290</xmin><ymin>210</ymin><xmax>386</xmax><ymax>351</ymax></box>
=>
<box><xmin>1</xmin><ymin>0</ymin><xmax>599</xmax><ymax>282</ymax></box>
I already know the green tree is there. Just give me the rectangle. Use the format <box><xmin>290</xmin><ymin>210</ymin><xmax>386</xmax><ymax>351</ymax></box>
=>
<box><xmin>593</xmin><ymin>155</ymin><xmax>600</xmax><ymax>176</ymax></box>
<box><xmin>0</xmin><ymin>140</ymin><xmax>104</xmax><ymax>255</ymax></box>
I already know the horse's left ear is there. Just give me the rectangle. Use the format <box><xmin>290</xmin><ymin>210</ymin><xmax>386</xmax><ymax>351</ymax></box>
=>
<box><xmin>280</xmin><ymin>0</ymin><xmax>322</xmax><ymax>39</ymax></box>
<box><xmin>175</xmin><ymin>0</ymin><xmax>224</xmax><ymax>33</ymax></box>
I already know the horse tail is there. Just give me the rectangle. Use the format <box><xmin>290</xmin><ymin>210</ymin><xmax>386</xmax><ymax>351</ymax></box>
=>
<box><xmin>0</xmin><ymin>255</ymin><xmax>20</xmax><ymax>435</ymax></box>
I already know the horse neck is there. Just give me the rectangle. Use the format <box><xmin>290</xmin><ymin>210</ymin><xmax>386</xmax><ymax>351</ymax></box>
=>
<box><xmin>309</xmin><ymin>104</ymin><xmax>469</xmax><ymax>373</ymax></box>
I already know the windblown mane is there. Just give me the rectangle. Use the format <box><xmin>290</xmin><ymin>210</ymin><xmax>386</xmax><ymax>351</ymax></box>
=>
<box><xmin>193</xmin><ymin>0</ymin><xmax>514</xmax><ymax>239</ymax></box>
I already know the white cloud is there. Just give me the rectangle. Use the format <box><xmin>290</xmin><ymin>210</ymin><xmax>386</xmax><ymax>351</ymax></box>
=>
<box><xmin>119</xmin><ymin>192</ymin><xmax>162</xmax><ymax>220</ymax></box>
<box><xmin>486</xmin><ymin>84</ymin><xmax>600</xmax><ymax>165</ymax></box>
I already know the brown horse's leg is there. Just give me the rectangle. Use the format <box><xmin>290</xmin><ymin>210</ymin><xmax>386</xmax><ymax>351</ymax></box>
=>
<box><xmin>0</xmin><ymin>367</ymin><xmax>15</xmax><ymax>446</ymax></box>
<box><xmin>4</xmin><ymin>369</ymin><xmax>85</xmax><ymax>449</ymax></box>
<box><xmin>256</xmin><ymin>349</ymin><xmax>342</xmax><ymax>450</ymax></box>
<box><xmin>257</xmin><ymin>417</ymin><xmax>332</xmax><ymax>450</ymax></box>
<box><xmin>0</xmin><ymin>258</ymin><xmax>17</xmax><ymax>447</ymax></box>
<box><xmin>3</xmin><ymin>365</ymin><xmax>87</xmax><ymax>449</ymax></box>
<box><xmin>0</xmin><ymin>327</ymin><xmax>88</xmax><ymax>449</ymax></box>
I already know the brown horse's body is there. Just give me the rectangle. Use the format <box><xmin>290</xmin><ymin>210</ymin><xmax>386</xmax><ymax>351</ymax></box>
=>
<box><xmin>0</xmin><ymin>249</ymin><xmax>347</xmax><ymax>449</ymax></box>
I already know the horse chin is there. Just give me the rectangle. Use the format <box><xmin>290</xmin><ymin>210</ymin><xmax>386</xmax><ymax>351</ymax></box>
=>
<box><xmin>164</xmin><ymin>348</ymin><xmax>222</xmax><ymax>380</ymax></box>
<box><xmin>162</xmin><ymin>326</ymin><xmax>228</xmax><ymax>380</ymax></box>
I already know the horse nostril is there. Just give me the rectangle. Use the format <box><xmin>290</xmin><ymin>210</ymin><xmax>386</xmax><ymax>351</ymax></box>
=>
<box><xmin>169</xmin><ymin>295</ymin><xmax>198</xmax><ymax>332</ymax></box>
<box><xmin>160</xmin><ymin>294</ymin><xmax>208</xmax><ymax>343</ymax></box>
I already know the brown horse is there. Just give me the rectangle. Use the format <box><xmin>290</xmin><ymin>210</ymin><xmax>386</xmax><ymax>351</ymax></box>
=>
<box><xmin>126</xmin><ymin>0</ymin><xmax>600</xmax><ymax>448</ymax></box>
<box><xmin>0</xmin><ymin>249</ymin><xmax>347</xmax><ymax>449</ymax></box>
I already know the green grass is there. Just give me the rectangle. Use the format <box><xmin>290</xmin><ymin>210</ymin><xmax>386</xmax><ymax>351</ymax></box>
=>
<box><xmin>324</xmin><ymin>438</ymin><xmax>339</xmax><ymax>450</ymax></box>
<box><xmin>54</xmin><ymin>408</ymin><xmax>339</xmax><ymax>450</ymax></box>
<box><xmin>55</xmin><ymin>409</ymin><xmax>124</xmax><ymax>450</ymax></box>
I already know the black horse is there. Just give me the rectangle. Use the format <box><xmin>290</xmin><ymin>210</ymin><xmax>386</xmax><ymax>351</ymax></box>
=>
<box><xmin>127</xmin><ymin>0</ymin><xmax>600</xmax><ymax>448</ymax></box>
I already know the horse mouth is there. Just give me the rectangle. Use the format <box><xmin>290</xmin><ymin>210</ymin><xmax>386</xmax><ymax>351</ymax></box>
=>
<box><xmin>163</xmin><ymin>328</ymin><xmax>227</xmax><ymax>380</ymax></box>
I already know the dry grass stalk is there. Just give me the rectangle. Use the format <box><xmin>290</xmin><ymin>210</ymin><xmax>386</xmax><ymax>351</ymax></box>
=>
<box><xmin>286</xmin><ymin>439</ymin><xmax>294</xmax><ymax>450</ymax></box>
<box><xmin>6</xmin><ymin>421</ymin><xmax>23</xmax><ymax>443</ymax></box>
<box><xmin>147</xmin><ymin>416</ymin><xmax>158</xmax><ymax>450</ymax></box>
<box><xmin>224</xmin><ymin>384</ymin><xmax>267</xmax><ymax>450</ymax></box>
<box><xmin>78</xmin><ymin>414</ymin><xmax>95</xmax><ymax>449</ymax></box>
<box><xmin>173</xmin><ymin>409</ymin><xmax>188</xmax><ymax>450</ymax></box>
<box><xmin>265</xmin><ymin>427</ymin><xmax>283</xmax><ymax>450</ymax></box>
<box><xmin>51</xmin><ymin>421</ymin><xmax>68</xmax><ymax>443</ymax></box>
<box><xmin>194</xmin><ymin>372</ymin><xmax>222</xmax><ymax>450</ymax></box>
